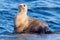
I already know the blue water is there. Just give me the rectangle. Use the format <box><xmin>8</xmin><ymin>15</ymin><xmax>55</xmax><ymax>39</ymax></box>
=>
<box><xmin>0</xmin><ymin>0</ymin><xmax>60</xmax><ymax>34</ymax></box>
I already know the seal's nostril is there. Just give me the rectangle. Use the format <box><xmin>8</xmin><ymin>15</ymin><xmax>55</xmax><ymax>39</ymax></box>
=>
<box><xmin>19</xmin><ymin>5</ymin><xmax>22</xmax><ymax>7</ymax></box>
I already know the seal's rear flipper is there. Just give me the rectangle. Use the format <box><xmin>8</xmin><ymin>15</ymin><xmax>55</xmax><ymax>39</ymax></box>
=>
<box><xmin>43</xmin><ymin>27</ymin><xmax>53</xmax><ymax>34</ymax></box>
<box><xmin>45</xmin><ymin>31</ymin><xmax>53</xmax><ymax>34</ymax></box>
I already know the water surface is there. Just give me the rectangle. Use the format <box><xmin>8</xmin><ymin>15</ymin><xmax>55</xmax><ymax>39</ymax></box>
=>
<box><xmin>0</xmin><ymin>0</ymin><xmax>60</xmax><ymax>40</ymax></box>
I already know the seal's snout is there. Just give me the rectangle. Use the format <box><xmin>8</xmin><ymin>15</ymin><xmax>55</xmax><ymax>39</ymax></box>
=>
<box><xmin>18</xmin><ymin>4</ymin><xmax>27</xmax><ymax>11</ymax></box>
<box><xmin>19</xmin><ymin>4</ymin><xmax>26</xmax><ymax>7</ymax></box>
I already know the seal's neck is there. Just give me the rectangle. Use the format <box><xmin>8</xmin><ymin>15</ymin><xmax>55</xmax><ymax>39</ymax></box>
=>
<box><xmin>19</xmin><ymin>8</ymin><xmax>27</xmax><ymax>15</ymax></box>
<box><xmin>17</xmin><ymin>7</ymin><xmax>28</xmax><ymax>25</ymax></box>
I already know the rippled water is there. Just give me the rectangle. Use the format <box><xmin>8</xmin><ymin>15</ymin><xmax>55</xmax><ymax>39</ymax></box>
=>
<box><xmin>0</xmin><ymin>0</ymin><xmax>60</xmax><ymax>34</ymax></box>
<box><xmin>0</xmin><ymin>0</ymin><xmax>60</xmax><ymax>40</ymax></box>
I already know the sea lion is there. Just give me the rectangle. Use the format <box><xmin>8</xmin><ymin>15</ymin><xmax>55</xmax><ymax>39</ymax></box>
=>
<box><xmin>14</xmin><ymin>4</ymin><xmax>51</xmax><ymax>34</ymax></box>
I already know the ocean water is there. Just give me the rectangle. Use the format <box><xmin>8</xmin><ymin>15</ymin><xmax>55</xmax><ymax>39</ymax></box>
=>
<box><xmin>0</xmin><ymin>0</ymin><xmax>60</xmax><ymax>40</ymax></box>
<box><xmin>0</xmin><ymin>0</ymin><xmax>60</xmax><ymax>34</ymax></box>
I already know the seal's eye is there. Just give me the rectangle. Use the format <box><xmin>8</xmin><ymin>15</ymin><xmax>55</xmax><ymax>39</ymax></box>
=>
<box><xmin>24</xmin><ymin>5</ymin><xmax>25</xmax><ymax>7</ymax></box>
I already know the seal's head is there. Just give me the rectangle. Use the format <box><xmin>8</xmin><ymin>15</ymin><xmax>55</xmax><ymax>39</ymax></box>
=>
<box><xmin>19</xmin><ymin>4</ymin><xmax>27</xmax><ymax>12</ymax></box>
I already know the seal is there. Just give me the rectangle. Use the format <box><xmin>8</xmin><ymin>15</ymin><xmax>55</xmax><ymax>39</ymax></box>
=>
<box><xmin>14</xmin><ymin>4</ymin><xmax>51</xmax><ymax>34</ymax></box>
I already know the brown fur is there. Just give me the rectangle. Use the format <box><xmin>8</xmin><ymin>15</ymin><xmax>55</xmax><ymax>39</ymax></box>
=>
<box><xmin>14</xmin><ymin>4</ymin><xmax>51</xmax><ymax>34</ymax></box>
